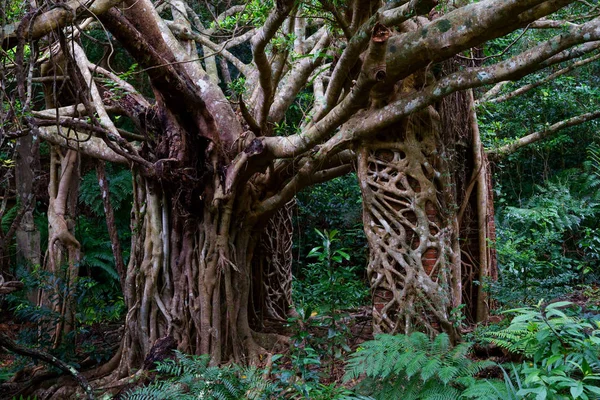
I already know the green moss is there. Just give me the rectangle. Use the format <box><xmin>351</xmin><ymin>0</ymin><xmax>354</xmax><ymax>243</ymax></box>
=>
<box><xmin>438</xmin><ymin>19</ymin><xmax>452</xmax><ymax>33</ymax></box>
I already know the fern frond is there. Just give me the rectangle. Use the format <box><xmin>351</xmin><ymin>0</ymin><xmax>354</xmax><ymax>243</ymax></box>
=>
<box><xmin>438</xmin><ymin>365</ymin><xmax>459</xmax><ymax>385</ymax></box>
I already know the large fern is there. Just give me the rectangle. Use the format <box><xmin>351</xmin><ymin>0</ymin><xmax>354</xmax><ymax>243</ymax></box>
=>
<box><xmin>79</xmin><ymin>166</ymin><xmax>132</xmax><ymax>218</ymax></box>
<box><xmin>344</xmin><ymin>332</ymin><xmax>495</xmax><ymax>400</ymax></box>
<box><xmin>484</xmin><ymin>301</ymin><xmax>600</xmax><ymax>372</ymax></box>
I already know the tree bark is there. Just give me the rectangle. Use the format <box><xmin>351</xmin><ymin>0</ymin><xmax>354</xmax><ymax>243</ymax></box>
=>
<box><xmin>113</xmin><ymin>170</ymin><xmax>272</xmax><ymax>376</ymax></box>
<box><xmin>358</xmin><ymin>76</ymin><xmax>462</xmax><ymax>341</ymax></box>
<box><xmin>44</xmin><ymin>147</ymin><xmax>81</xmax><ymax>346</ymax></box>
<box><xmin>15</xmin><ymin>131</ymin><xmax>40</xmax><ymax>303</ymax></box>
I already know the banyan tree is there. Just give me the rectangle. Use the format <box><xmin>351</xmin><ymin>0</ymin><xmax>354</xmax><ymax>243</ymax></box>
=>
<box><xmin>3</xmin><ymin>0</ymin><xmax>600</xmax><ymax>394</ymax></box>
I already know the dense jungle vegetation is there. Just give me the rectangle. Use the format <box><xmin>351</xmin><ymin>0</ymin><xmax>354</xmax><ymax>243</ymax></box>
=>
<box><xmin>2</xmin><ymin>0</ymin><xmax>600</xmax><ymax>398</ymax></box>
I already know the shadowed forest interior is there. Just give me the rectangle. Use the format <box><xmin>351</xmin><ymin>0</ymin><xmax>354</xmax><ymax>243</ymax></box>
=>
<box><xmin>2</xmin><ymin>0</ymin><xmax>600</xmax><ymax>398</ymax></box>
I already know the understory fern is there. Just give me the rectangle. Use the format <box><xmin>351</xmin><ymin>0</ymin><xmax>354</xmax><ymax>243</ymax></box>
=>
<box><xmin>344</xmin><ymin>332</ymin><xmax>495</xmax><ymax>400</ymax></box>
<box><xmin>79</xmin><ymin>166</ymin><xmax>132</xmax><ymax>217</ymax></box>
<box><xmin>484</xmin><ymin>301</ymin><xmax>600</xmax><ymax>369</ymax></box>
<box><xmin>124</xmin><ymin>351</ymin><xmax>278</xmax><ymax>400</ymax></box>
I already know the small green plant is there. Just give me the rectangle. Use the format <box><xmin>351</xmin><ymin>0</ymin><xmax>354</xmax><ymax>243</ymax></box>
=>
<box><xmin>291</xmin><ymin>229</ymin><xmax>367</xmax><ymax>378</ymax></box>
<box><xmin>344</xmin><ymin>332</ymin><xmax>495</xmax><ymax>400</ymax></box>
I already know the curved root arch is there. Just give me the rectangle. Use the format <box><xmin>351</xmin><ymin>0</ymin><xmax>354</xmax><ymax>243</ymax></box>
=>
<box><xmin>358</xmin><ymin>106</ymin><xmax>460</xmax><ymax>341</ymax></box>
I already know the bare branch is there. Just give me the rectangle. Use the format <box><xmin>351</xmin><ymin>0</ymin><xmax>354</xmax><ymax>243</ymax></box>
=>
<box><xmin>315</xmin><ymin>0</ymin><xmax>436</xmax><ymax>122</ymax></box>
<box><xmin>268</xmin><ymin>29</ymin><xmax>331</xmax><ymax>124</ymax></box>
<box><xmin>250</xmin><ymin>0</ymin><xmax>296</xmax><ymax>128</ymax></box>
<box><xmin>530</xmin><ymin>18</ymin><xmax>580</xmax><ymax>28</ymax></box>
<box><xmin>381</xmin><ymin>0</ymin><xmax>572</xmax><ymax>89</ymax></box>
<box><xmin>35</xmin><ymin>125</ymin><xmax>128</xmax><ymax>164</ymax></box>
<box><xmin>539</xmin><ymin>40</ymin><xmax>600</xmax><ymax>66</ymax></box>
<box><xmin>324</xmin><ymin>16</ymin><xmax>600</xmax><ymax>152</ymax></box>
<box><xmin>487</xmin><ymin>52</ymin><xmax>600</xmax><ymax>104</ymax></box>
<box><xmin>253</xmin><ymin>151</ymin><xmax>355</xmax><ymax>218</ymax></box>
<box><xmin>261</xmin><ymin>23</ymin><xmax>391</xmax><ymax>158</ymax></box>
<box><xmin>488</xmin><ymin>110</ymin><xmax>600</xmax><ymax>159</ymax></box>
<box><xmin>478</xmin><ymin>82</ymin><xmax>509</xmax><ymax>104</ymax></box>
<box><xmin>167</xmin><ymin>22</ymin><xmax>253</xmax><ymax>76</ymax></box>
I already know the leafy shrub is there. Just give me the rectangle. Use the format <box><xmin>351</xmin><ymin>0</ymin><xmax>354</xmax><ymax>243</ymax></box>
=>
<box><xmin>294</xmin><ymin>229</ymin><xmax>368</xmax><ymax>312</ymax></box>
<box><xmin>494</xmin><ymin>167</ymin><xmax>600</xmax><ymax>306</ymax></box>
<box><xmin>288</xmin><ymin>229</ymin><xmax>368</xmax><ymax>385</ymax></box>
<box><xmin>480</xmin><ymin>301</ymin><xmax>600</xmax><ymax>399</ymax></box>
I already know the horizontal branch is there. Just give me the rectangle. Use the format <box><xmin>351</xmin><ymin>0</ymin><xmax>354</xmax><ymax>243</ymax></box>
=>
<box><xmin>530</xmin><ymin>19</ymin><xmax>579</xmax><ymax>28</ymax></box>
<box><xmin>381</xmin><ymin>0</ymin><xmax>571</xmax><ymax>87</ymax></box>
<box><xmin>487</xmin><ymin>52</ymin><xmax>600</xmax><ymax>104</ymax></box>
<box><xmin>2</xmin><ymin>0</ymin><xmax>124</xmax><ymax>50</ymax></box>
<box><xmin>35</xmin><ymin>125</ymin><xmax>128</xmax><ymax>164</ymax></box>
<box><xmin>487</xmin><ymin>110</ymin><xmax>600</xmax><ymax>159</ymax></box>
<box><xmin>321</xmin><ymin>16</ymin><xmax>600</xmax><ymax>153</ymax></box>
<box><xmin>252</xmin><ymin>150</ymin><xmax>355</xmax><ymax>218</ymax></box>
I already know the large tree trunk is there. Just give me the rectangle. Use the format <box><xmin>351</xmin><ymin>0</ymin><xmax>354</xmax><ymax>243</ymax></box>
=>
<box><xmin>360</xmin><ymin>63</ymin><xmax>498</xmax><ymax>339</ymax></box>
<box><xmin>113</xmin><ymin>170</ymin><xmax>272</xmax><ymax>376</ymax></box>
<box><xmin>359</xmin><ymin>100</ymin><xmax>462</xmax><ymax>342</ymax></box>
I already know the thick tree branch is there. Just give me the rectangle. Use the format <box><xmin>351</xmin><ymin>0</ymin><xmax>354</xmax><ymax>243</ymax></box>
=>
<box><xmin>260</xmin><ymin>23</ymin><xmax>390</xmax><ymax>159</ymax></box>
<box><xmin>315</xmin><ymin>0</ymin><xmax>436</xmax><ymax>122</ymax></box>
<box><xmin>35</xmin><ymin>125</ymin><xmax>128</xmax><ymax>164</ymax></box>
<box><xmin>539</xmin><ymin>40</ymin><xmax>600</xmax><ymax>66</ymax></box>
<box><xmin>268</xmin><ymin>28</ymin><xmax>331</xmax><ymax>124</ymax></box>
<box><xmin>252</xmin><ymin>151</ymin><xmax>355</xmax><ymax>218</ymax></box>
<box><xmin>290</xmin><ymin>16</ymin><xmax>600</xmax><ymax>158</ymax></box>
<box><xmin>486</xmin><ymin>52</ymin><xmax>600</xmax><ymax>104</ymax></box>
<box><xmin>381</xmin><ymin>0</ymin><xmax>571</xmax><ymax>88</ymax></box>
<box><xmin>488</xmin><ymin>110</ymin><xmax>600</xmax><ymax>159</ymax></box>
<box><xmin>250</xmin><ymin>0</ymin><xmax>295</xmax><ymax>128</ymax></box>
<box><xmin>2</xmin><ymin>0</ymin><xmax>124</xmax><ymax>50</ymax></box>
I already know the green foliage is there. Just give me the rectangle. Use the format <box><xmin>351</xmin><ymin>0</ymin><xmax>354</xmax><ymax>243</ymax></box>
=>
<box><xmin>295</xmin><ymin>174</ymin><xmax>364</xmax><ymax>258</ymax></box>
<box><xmin>125</xmin><ymin>351</ymin><xmax>278</xmax><ymax>400</ymax></box>
<box><xmin>344</xmin><ymin>332</ymin><xmax>495</xmax><ymax>400</ymax></box>
<box><xmin>214</xmin><ymin>0</ymin><xmax>273</xmax><ymax>30</ymax></box>
<box><xmin>228</xmin><ymin>76</ymin><xmax>248</xmax><ymax>97</ymax></box>
<box><xmin>78</xmin><ymin>165</ymin><xmax>132</xmax><ymax>284</ymax></box>
<box><xmin>126</xmin><ymin>350</ymin><xmax>370</xmax><ymax>400</ymax></box>
<box><xmin>5</xmin><ymin>265</ymin><xmax>124</xmax><ymax>364</ymax></box>
<box><xmin>79</xmin><ymin>166</ymin><xmax>132</xmax><ymax>218</ymax></box>
<box><xmin>294</xmin><ymin>229</ymin><xmax>368</xmax><ymax>312</ymax></box>
<box><xmin>287</xmin><ymin>229</ymin><xmax>367</xmax><ymax>387</ymax></box>
<box><xmin>481</xmin><ymin>302</ymin><xmax>600</xmax><ymax>399</ymax></box>
<box><xmin>1</xmin><ymin>201</ymin><xmax>19</xmax><ymax>233</ymax></box>
<box><xmin>494</xmin><ymin>163</ymin><xmax>600</xmax><ymax>306</ymax></box>
<box><xmin>485</xmin><ymin>302</ymin><xmax>600</xmax><ymax>369</ymax></box>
